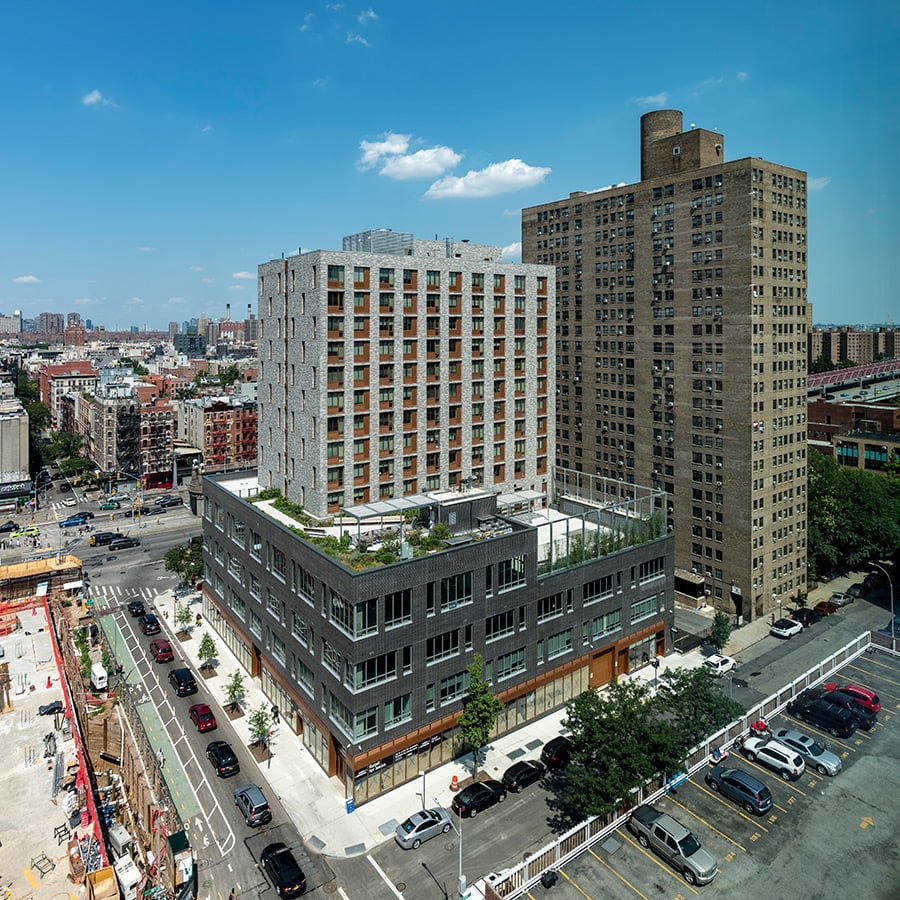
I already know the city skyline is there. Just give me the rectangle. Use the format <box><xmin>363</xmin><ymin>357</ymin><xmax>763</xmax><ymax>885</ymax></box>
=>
<box><xmin>1</xmin><ymin>1</ymin><xmax>895</xmax><ymax>329</ymax></box>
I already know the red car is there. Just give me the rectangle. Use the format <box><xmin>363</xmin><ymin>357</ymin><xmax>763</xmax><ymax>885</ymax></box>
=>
<box><xmin>813</xmin><ymin>600</ymin><xmax>839</xmax><ymax>616</ymax></box>
<box><xmin>149</xmin><ymin>639</ymin><xmax>174</xmax><ymax>663</ymax></box>
<box><xmin>189</xmin><ymin>704</ymin><xmax>217</xmax><ymax>732</ymax></box>
<box><xmin>822</xmin><ymin>682</ymin><xmax>881</xmax><ymax>714</ymax></box>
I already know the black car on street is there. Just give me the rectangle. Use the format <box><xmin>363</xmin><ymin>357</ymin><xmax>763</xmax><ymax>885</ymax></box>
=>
<box><xmin>450</xmin><ymin>779</ymin><xmax>507</xmax><ymax>817</ymax></box>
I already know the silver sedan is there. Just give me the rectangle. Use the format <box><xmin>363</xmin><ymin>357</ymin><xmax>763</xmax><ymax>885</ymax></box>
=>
<box><xmin>394</xmin><ymin>806</ymin><xmax>453</xmax><ymax>850</ymax></box>
<box><xmin>772</xmin><ymin>727</ymin><xmax>842</xmax><ymax>776</ymax></box>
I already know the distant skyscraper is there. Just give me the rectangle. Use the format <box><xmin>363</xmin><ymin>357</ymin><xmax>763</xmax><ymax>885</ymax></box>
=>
<box><xmin>67</xmin><ymin>312</ymin><xmax>82</xmax><ymax>327</ymax></box>
<box><xmin>522</xmin><ymin>109</ymin><xmax>810</xmax><ymax>622</ymax></box>
<box><xmin>168</xmin><ymin>321</ymin><xmax>179</xmax><ymax>340</ymax></box>
<box><xmin>85</xmin><ymin>319</ymin><xmax>93</xmax><ymax>331</ymax></box>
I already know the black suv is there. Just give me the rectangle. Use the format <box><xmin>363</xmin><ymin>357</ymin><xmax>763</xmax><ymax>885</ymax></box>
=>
<box><xmin>820</xmin><ymin>689</ymin><xmax>878</xmax><ymax>731</ymax></box>
<box><xmin>787</xmin><ymin>694</ymin><xmax>858</xmax><ymax>738</ymax></box>
<box><xmin>139</xmin><ymin>613</ymin><xmax>161</xmax><ymax>635</ymax></box>
<box><xmin>110</xmin><ymin>536</ymin><xmax>140</xmax><ymax>550</ymax></box>
<box><xmin>168</xmin><ymin>668</ymin><xmax>198</xmax><ymax>697</ymax></box>
<box><xmin>260</xmin><ymin>842</ymin><xmax>306</xmax><ymax>897</ymax></box>
<box><xmin>540</xmin><ymin>736</ymin><xmax>573</xmax><ymax>769</ymax></box>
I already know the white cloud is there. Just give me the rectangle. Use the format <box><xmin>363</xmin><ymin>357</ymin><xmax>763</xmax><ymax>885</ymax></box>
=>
<box><xmin>13</xmin><ymin>274</ymin><xmax>40</xmax><ymax>284</ymax></box>
<box><xmin>736</xmin><ymin>71</ymin><xmax>749</xmax><ymax>81</ymax></box>
<box><xmin>300</xmin><ymin>13</ymin><xmax>315</xmax><ymax>31</ymax></box>
<box><xmin>201</xmin><ymin>124</ymin><xmax>214</xmax><ymax>133</ymax></box>
<box><xmin>127</xmin><ymin>296</ymin><xmax>144</xmax><ymax>306</ymax></box>
<box><xmin>358</xmin><ymin>132</ymin><xmax>410</xmax><ymax>169</ymax></box>
<box><xmin>312</xmin><ymin>78</ymin><xmax>328</xmax><ymax>89</ymax></box>
<box><xmin>228</xmin><ymin>284</ymin><xmax>246</xmax><ymax>292</ymax></box>
<box><xmin>698</xmin><ymin>76</ymin><xmax>724</xmax><ymax>90</ymax></box>
<box><xmin>346</xmin><ymin>32</ymin><xmax>369</xmax><ymax>47</ymax></box>
<box><xmin>82</xmin><ymin>89</ymin><xmax>117</xmax><ymax>108</ymax></box>
<box><xmin>501</xmin><ymin>242</ymin><xmax>522</xmax><ymax>261</ymax></box>
<box><xmin>168</xmin><ymin>296</ymin><xmax>186</xmax><ymax>305</ymax></box>
<box><xmin>425</xmin><ymin>159</ymin><xmax>551</xmax><ymax>199</ymax></box>
<box><xmin>231</xmin><ymin>271</ymin><xmax>255</xmax><ymax>280</ymax></box>
<box><xmin>189</xmin><ymin>266</ymin><xmax>205</xmax><ymax>272</ymax></box>
<box><xmin>72</xmin><ymin>297</ymin><xmax>94</xmax><ymax>305</ymax></box>
<box><xmin>358</xmin><ymin>8</ymin><xmax>378</xmax><ymax>23</ymax></box>
<box><xmin>325</xmin><ymin>3</ymin><xmax>344</xmax><ymax>11</ymax></box>
<box><xmin>808</xmin><ymin>176</ymin><xmax>832</xmax><ymax>191</ymax></box>
<box><xmin>200</xmin><ymin>277</ymin><xmax>216</xmax><ymax>284</ymax></box>
<box><xmin>634</xmin><ymin>92</ymin><xmax>668</xmax><ymax>107</ymax></box>
<box><xmin>379</xmin><ymin>146</ymin><xmax>461</xmax><ymax>180</ymax></box>
<box><xmin>137</xmin><ymin>246</ymin><xmax>157</xmax><ymax>253</ymax></box>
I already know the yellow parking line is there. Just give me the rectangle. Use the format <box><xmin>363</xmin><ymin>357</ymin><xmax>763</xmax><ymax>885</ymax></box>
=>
<box><xmin>850</xmin><ymin>657</ymin><xmax>900</xmax><ymax>682</ymax></box>
<box><xmin>23</xmin><ymin>869</ymin><xmax>40</xmax><ymax>889</ymax></box>
<box><xmin>667</xmin><ymin>795</ymin><xmax>747</xmax><ymax>851</ymax></box>
<box><xmin>558</xmin><ymin>868</ymin><xmax>594</xmax><ymax>898</ymax></box>
<box><xmin>689</xmin><ymin>781</ymin><xmax>769</xmax><ymax>831</ymax></box>
<box><xmin>587</xmin><ymin>846</ymin><xmax>650</xmax><ymax>900</ymax></box>
<box><xmin>619</xmin><ymin>830</ymin><xmax>699</xmax><ymax>894</ymax></box>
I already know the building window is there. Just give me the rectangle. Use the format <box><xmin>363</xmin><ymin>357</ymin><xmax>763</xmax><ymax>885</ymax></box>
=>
<box><xmin>496</xmin><ymin>648</ymin><xmax>526</xmax><ymax>681</ymax></box>
<box><xmin>271</xmin><ymin>633</ymin><xmax>286</xmax><ymax>665</ymax></box>
<box><xmin>426</xmin><ymin>629</ymin><xmax>460</xmax><ymax>664</ymax></box>
<box><xmin>292</xmin><ymin>655</ymin><xmax>313</xmax><ymax>696</ymax></box>
<box><xmin>330</xmin><ymin>590</ymin><xmax>353</xmax><ymax>637</ymax></box>
<box><xmin>266</xmin><ymin>588</ymin><xmax>282</xmax><ymax>622</ymax></box>
<box><xmin>354</xmin><ymin>597</ymin><xmax>378</xmax><ymax>638</ymax></box>
<box><xmin>271</xmin><ymin>546</ymin><xmax>286</xmax><ymax>581</ymax></box>
<box><xmin>439</xmin><ymin>670</ymin><xmax>469</xmax><ymax>705</ymax></box>
<box><xmin>296</xmin><ymin>566</ymin><xmax>315</xmax><ymax>605</ymax></box>
<box><xmin>639</xmin><ymin>557</ymin><xmax>665</xmax><ymax>584</ymax></box>
<box><xmin>249</xmin><ymin>610</ymin><xmax>262</xmax><ymax>639</ymax></box>
<box><xmin>584</xmin><ymin>609</ymin><xmax>622</xmax><ymax>643</ymax></box>
<box><xmin>583</xmin><ymin>573</ymin><xmax>616</xmax><ymax>604</ymax></box>
<box><xmin>232</xmin><ymin>593</ymin><xmax>246</xmax><ymax>621</ymax></box>
<box><xmin>384</xmin><ymin>693</ymin><xmax>412</xmax><ymax>730</ymax></box>
<box><xmin>537</xmin><ymin>591</ymin><xmax>566</xmax><ymax>623</ymax></box>
<box><xmin>497</xmin><ymin>556</ymin><xmax>526</xmax><ymax>592</ymax></box>
<box><xmin>329</xmin><ymin>691</ymin><xmax>354</xmax><ymax>738</ymax></box>
<box><xmin>291</xmin><ymin>611</ymin><xmax>309</xmax><ymax>648</ymax></box>
<box><xmin>547</xmin><ymin>628</ymin><xmax>573</xmax><ymax>660</ymax></box>
<box><xmin>352</xmin><ymin>652</ymin><xmax>397</xmax><ymax>691</ymax></box>
<box><xmin>322</xmin><ymin>640</ymin><xmax>341</xmax><ymax>677</ymax></box>
<box><xmin>630</xmin><ymin>595</ymin><xmax>658</xmax><ymax>624</ymax></box>
<box><xmin>384</xmin><ymin>588</ymin><xmax>412</xmax><ymax>629</ymax></box>
<box><xmin>485</xmin><ymin>610</ymin><xmax>515</xmax><ymax>642</ymax></box>
<box><xmin>441</xmin><ymin>571</ymin><xmax>473</xmax><ymax>611</ymax></box>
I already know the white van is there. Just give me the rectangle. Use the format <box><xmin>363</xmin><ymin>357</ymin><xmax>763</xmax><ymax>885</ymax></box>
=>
<box><xmin>90</xmin><ymin>663</ymin><xmax>108</xmax><ymax>691</ymax></box>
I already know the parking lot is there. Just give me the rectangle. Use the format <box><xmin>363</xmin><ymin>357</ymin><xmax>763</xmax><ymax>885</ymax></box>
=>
<box><xmin>543</xmin><ymin>647</ymin><xmax>900</xmax><ymax>899</ymax></box>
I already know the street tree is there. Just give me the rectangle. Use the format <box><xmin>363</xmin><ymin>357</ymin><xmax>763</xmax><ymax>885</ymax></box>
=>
<box><xmin>248</xmin><ymin>704</ymin><xmax>273</xmax><ymax>748</ymax></box>
<box><xmin>198</xmin><ymin>632</ymin><xmax>217</xmax><ymax>669</ymax></box>
<box><xmin>225</xmin><ymin>670</ymin><xmax>245</xmax><ymax>712</ymax></box>
<box><xmin>174</xmin><ymin>601</ymin><xmax>193</xmax><ymax>635</ymax></box>
<box><xmin>708</xmin><ymin>610</ymin><xmax>732</xmax><ymax>651</ymax></box>
<box><xmin>456</xmin><ymin>653</ymin><xmax>503</xmax><ymax>778</ymax></box>
<box><xmin>164</xmin><ymin>538</ymin><xmax>204</xmax><ymax>583</ymax></box>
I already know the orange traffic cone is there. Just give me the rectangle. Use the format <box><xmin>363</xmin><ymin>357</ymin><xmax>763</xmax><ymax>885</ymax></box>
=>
<box><xmin>450</xmin><ymin>774</ymin><xmax>459</xmax><ymax>792</ymax></box>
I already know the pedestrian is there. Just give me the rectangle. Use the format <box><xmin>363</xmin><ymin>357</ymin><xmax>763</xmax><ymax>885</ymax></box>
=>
<box><xmin>156</xmin><ymin>748</ymin><xmax>165</xmax><ymax>767</ymax></box>
<box><xmin>228</xmin><ymin>889</ymin><xmax>235</xmax><ymax>900</ymax></box>
<box><xmin>271</xmin><ymin>705</ymin><xmax>279</xmax><ymax>724</ymax></box>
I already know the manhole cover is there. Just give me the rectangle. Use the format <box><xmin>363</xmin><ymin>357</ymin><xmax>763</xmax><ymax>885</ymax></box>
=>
<box><xmin>396</xmin><ymin>884</ymin><xmax>406</xmax><ymax>892</ymax></box>
<box><xmin>322</xmin><ymin>883</ymin><xmax>338</xmax><ymax>894</ymax></box>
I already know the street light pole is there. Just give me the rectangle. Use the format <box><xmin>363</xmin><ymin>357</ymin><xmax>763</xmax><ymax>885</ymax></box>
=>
<box><xmin>435</xmin><ymin>797</ymin><xmax>465</xmax><ymax>899</ymax></box>
<box><xmin>870</xmin><ymin>561</ymin><xmax>895</xmax><ymax>651</ymax></box>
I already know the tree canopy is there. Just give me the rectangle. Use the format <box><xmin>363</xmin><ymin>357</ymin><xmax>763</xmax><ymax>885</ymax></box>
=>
<box><xmin>164</xmin><ymin>537</ymin><xmax>204</xmax><ymax>582</ymax></box>
<box><xmin>560</xmin><ymin>670</ymin><xmax>743</xmax><ymax>819</ymax></box>
<box><xmin>807</xmin><ymin>448</ymin><xmax>900</xmax><ymax>577</ymax></box>
<box><xmin>456</xmin><ymin>654</ymin><xmax>503</xmax><ymax>777</ymax></box>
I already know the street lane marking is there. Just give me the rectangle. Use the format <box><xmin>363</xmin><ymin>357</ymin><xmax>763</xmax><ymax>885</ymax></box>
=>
<box><xmin>587</xmin><ymin>847</ymin><xmax>648</xmax><ymax>899</ymax></box>
<box><xmin>667</xmin><ymin>795</ymin><xmax>747</xmax><ymax>851</ymax></box>
<box><xmin>366</xmin><ymin>856</ymin><xmax>404</xmax><ymax>899</ymax></box>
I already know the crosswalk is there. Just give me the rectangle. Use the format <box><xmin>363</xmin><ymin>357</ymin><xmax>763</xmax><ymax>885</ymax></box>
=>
<box><xmin>90</xmin><ymin>584</ymin><xmax>161</xmax><ymax>604</ymax></box>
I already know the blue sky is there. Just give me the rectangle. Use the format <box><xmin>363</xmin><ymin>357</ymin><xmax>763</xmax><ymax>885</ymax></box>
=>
<box><xmin>1</xmin><ymin>1</ymin><xmax>896</xmax><ymax>330</ymax></box>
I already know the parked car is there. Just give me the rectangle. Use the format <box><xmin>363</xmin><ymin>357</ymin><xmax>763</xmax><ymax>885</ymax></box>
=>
<box><xmin>787</xmin><ymin>694</ymin><xmax>858</xmax><ymax>738</ymax></box>
<box><xmin>149</xmin><ymin>639</ymin><xmax>174</xmax><ymax>663</ymax></box>
<box><xmin>705</xmin><ymin>765</ymin><xmax>773</xmax><ymax>815</ymax></box>
<box><xmin>818</xmin><ymin>689</ymin><xmax>878</xmax><ymax>730</ymax></box>
<box><xmin>139</xmin><ymin>613</ymin><xmax>161</xmax><ymax>636</ymax></box>
<box><xmin>59</xmin><ymin>514</ymin><xmax>88</xmax><ymax>528</ymax></box>
<box><xmin>502</xmin><ymin>760</ymin><xmax>545</xmax><ymax>793</ymax></box>
<box><xmin>260</xmin><ymin>842</ymin><xmax>306</xmax><ymax>897</ymax></box>
<box><xmin>154</xmin><ymin>494</ymin><xmax>183</xmax><ymax>507</ymax></box>
<box><xmin>168</xmin><ymin>667</ymin><xmax>198</xmax><ymax>696</ymax></box>
<box><xmin>189</xmin><ymin>703</ymin><xmax>217</xmax><ymax>733</ymax></box>
<box><xmin>127</xmin><ymin>599</ymin><xmax>146</xmax><ymax>617</ymax></box>
<box><xmin>59</xmin><ymin>482</ymin><xmax>71</xmax><ymax>493</ymax></box>
<box><xmin>822</xmin><ymin>682</ymin><xmax>881</xmax><ymax>714</ymax></box>
<box><xmin>394</xmin><ymin>807</ymin><xmax>453</xmax><ymax>850</ymax></box>
<box><xmin>234</xmin><ymin>783</ymin><xmax>273</xmax><ymax>827</ymax></box>
<box><xmin>791</xmin><ymin>608</ymin><xmax>822</xmax><ymax>628</ymax></box>
<box><xmin>90</xmin><ymin>531</ymin><xmax>119</xmax><ymax>547</ymax></box>
<box><xmin>540</xmin><ymin>735</ymin><xmax>573</xmax><ymax>769</ymax></box>
<box><xmin>125</xmin><ymin>506</ymin><xmax>152</xmax><ymax>518</ymax></box>
<box><xmin>109</xmin><ymin>536</ymin><xmax>140</xmax><ymax>550</ymax></box>
<box><xmin>771</xmin><ymin>728</ymin><xmax>842</xmax><ymax>776</ymax></box>
<box><xmin>206</xmin><ymin>740</ymin><xmax>240</xmax><ymax>778</ymax></box>
<box><xmin>813</xmin><ymin>600</ymin><xmax>839</xmax><ymax>617</ymax></box>
<box><xmin>738</xmin><ymin>736</ymin><xmax>805</xmax><ymax>781</ymax></box>
<box><xmin>829</xmin><ymin>591</ymin><xmax>853</xmax><ymax>607</ymax></box>
<box><xmin>846</xmin><ymin>582</ymin><xmax>867</xmax><ymax>599</ymax></box>
<box><xmin>770</xmin><ymin>618</ymin><xmax>804</xmax><ymax>639</ymax></box>
<box><xmin>0</xmin><ymin>520</ymin><xmax>18</xmax><ymax>533</ymax></box>
<box><xmin>704</xmin><ymin>654</ymin><xmax>736</xmax><ymax>676</ymax></box>
<box><xmin>628</xmin><ymin>806</ymin><xmax>718</xmax><ymax>886</ymax></box>
<box><xmin>451</xmin><ymin>779</ymin><xmax>507</xmax><ymax>818</ymax></box>
<box><xmin>98</xmin><ymin>500</ymin><xmax>120</xmax><ymax>510</ymax></box>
